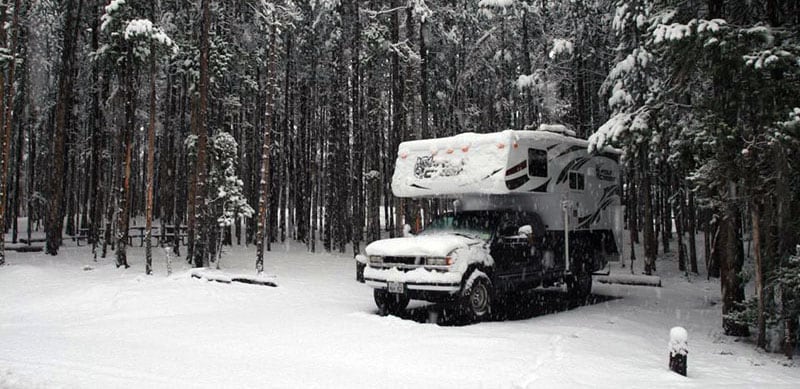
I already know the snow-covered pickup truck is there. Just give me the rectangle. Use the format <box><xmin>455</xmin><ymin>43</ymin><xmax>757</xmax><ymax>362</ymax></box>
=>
<box><xmin>357</xmin><ymin>128</ymin><xmax>621</xmax><ymax>321</ymax></box>
<box><xmin>356</xmin><ymin>209</ymin><xmax>595</xmax><ymax>321</ymax></box>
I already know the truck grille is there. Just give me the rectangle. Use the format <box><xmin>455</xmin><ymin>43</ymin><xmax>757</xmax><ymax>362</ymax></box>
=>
<box><xmin>382</xmin><ymin>256</ymin><xmax>421</xmax><ymax>265</ymax></box>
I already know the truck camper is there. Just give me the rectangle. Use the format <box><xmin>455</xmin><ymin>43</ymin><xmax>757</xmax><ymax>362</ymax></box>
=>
<box><xmin>357</xmin><ymin>125</ymin><xmax>623</xmax><ymax>321</ymax></box>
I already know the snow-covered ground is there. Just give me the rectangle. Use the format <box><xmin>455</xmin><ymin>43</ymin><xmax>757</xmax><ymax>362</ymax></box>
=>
<box><xmin>1</xmin><ymin>236</ymin><xmax>798</xmax><ymax>388</ymax></box>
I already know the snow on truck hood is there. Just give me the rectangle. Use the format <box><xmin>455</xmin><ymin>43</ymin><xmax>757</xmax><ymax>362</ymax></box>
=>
<box><xmin>364</xmin><ymin>234</ymin><xmax>481</xmax><ymax>258</ymax></box>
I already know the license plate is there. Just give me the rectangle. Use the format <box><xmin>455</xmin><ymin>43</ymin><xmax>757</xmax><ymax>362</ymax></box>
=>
<box><xmin>387</xmin><ymin>281</ymin><xmax>404</xmax><ymax>294</ymax></box>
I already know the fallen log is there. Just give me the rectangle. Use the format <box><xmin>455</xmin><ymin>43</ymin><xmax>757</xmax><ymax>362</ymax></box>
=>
<box><xmin>190</xmin><ymin>268</ymin><xmax>277</xmax><ymax>287</ymax></box>
<box><xmin>595</xmin><ymin>273</ymin><xmax>662</xmax><ymax>287</ymax></box>
<box><xmin>5</xmin><ymin>245</ymin><xmax>44</xmax><ymax>252</ymax></box>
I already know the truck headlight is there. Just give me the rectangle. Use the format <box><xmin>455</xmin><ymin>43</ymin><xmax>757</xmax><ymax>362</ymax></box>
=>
<box><xmin>369</xmin><ymin>255</ymin><xmax>383</xmax><ymax>265</ymax></box>
<box><xmin>426</xmin><ymin>256</ymin><xmax>453</xmax><ymax>267</ymax></box>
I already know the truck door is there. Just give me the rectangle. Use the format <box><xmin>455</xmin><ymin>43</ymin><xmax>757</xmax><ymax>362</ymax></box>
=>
<box><xmin>490</xmin><ymin>212</ymin><xmax>529</xmax><ymax>285</ymax></box>
<box><xmin>519</xmin><ymin>212</ymin><xmax>546</xmax><ymax>274</ymax></box>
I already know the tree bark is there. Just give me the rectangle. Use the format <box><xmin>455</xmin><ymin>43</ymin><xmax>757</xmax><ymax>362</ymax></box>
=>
<box><xmin>0</xmin><ymin>0</ymin><xmax>21</xmax><ymax>264</ymax></box>
<box><xmin>46</xmin><ymin>0</ymin><xmax>79</xmax><ymax>256</ymax></box>
<box><xmin>192</xmin><ymin>0</ymin><xmax>212</xmax><ymax>268</ymax></box>
<box><xmin>390</xmin><ymin>0</ymin><xmax>404</xmax><ymax>238</ymax></box>
<box><xmin>688</xmin><ymin>190</ymin><xmax>699</xmax><ymax>273</ymax></box>
<box><xmin>720</xmin><ymin>185</ymin><xmax>748</xmax><ymax>336</ymax></box>
<box><xmin>676</xmin><ymin>179</ymin><xmax>686</xmax><ymax>273</ymax></box>
<box><xmin>145</xmin><ymin>37</ymin><xmax>157</xmax><ymax>275</ymax></box>
<box><xmin>255</xmin><ymin>24</ymin><xmax>276</xmax><ymax>274</ymax></box>
<box><xmin>350</xmin><ymin>0</ymin><xmax>364</xmax><ymax>256</ymax></box>
<box><xmin>89</xmin><ymin>0</ymin><xmax>104</xmax><ymax>257</ymax></box>
<box><xmin>186</xmin><ymin>93</ymin><xmax>198</xmax><ymax>261</ymax></box>
<box><xmin>751</xmin><ymin>201</ymin><xmax>766</xmax><ymax>349</ymax></box>
<box><xmin>115</xmin><ymin>46</ymin><xmax>136</xmax><ymax>269</ymax></box>
<box><xmin>640</xmin><ymin>147</ymin><xmax>657</xmax><ymax>274</ymax></box>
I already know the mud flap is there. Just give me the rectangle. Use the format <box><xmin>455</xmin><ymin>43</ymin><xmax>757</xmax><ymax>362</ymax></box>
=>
<box><xmin>592</xmin><ymin>262</ymin><xmax>610</xmax><ymax>276</ymax></box>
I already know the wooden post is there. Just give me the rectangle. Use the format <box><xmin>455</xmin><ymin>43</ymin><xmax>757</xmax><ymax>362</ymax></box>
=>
<box><xmin>669</xmin><ymin>327</ymin><xmax>688</xmax><ymax>376</ymax></box>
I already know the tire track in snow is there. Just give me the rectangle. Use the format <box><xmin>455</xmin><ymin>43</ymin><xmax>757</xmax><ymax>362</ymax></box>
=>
<box><xmin>513</xmin><ymin>334</ymin><xmax>563</xmax><ymax>388</ymax></box>
<box><xmin>0</xmin><ymin>356</ymin><xmax>192</xmax><ymax>388</ymax></box>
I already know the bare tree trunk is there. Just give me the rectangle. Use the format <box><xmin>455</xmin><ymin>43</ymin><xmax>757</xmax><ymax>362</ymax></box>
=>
<box><xmin>192</xmin><ymin>0</ymin><xmax>212</xmax><ymax>268</ymax></box>
<box><xmin>688</xmin><ymin>190</ymin><xmax>699</xmax><ymax>273</ymax></box>
<box><xmin>89</xmin><ymin>0</ymin><xmax>105</xmax><ymax>258</ymax></box>
<box><xmin>0</xmin><ymin>0</ymin><xmax>21</xmax><ymax>264</ymax></box>
<box><xmin>255</xmin><ymin>24</ymin><xmax>276</xmax><ymax>274</ymax></box>
<box><xmin>186</xmin><ymin>93</ymin><xmax>198</xmax><ymax>261</ymax></box>
<box><xmin>350</xmin><ymin>0</ymin><xmax>363</xmax><ymax>256</ymax></box>
<box><xmin>102</xmin><ymin>98</ymin><xmax>116</xmax><ymax>260</ymax></box>
<box><xmin>750</xmin><ymin>202</ymin><xmax>766</xmax><ymax>349</ymax></box>
<box><xmin>720</xmin><ymin>184</ymin><xmax>748</xmax><ymax>336</ymax></box>
<box><xmin>11</xmin><ymin>13</ymin><xmax>31</xmax><ymax>245</ymax></box>
<box><xmin>419</xmin><ymin>17</ymin><xmax>429</xmax><ymax>139</ymax></box>
<box><xmin>390</xmin><ymin>0</ymin><xmax>403</xmax><ymax>238</ymax></box>
<box><xmin>115</xmin><ymin>47</ymin><xmax>136</xmax><ymax>269</ymax></box>
<box><xmin>640</xmin><ymin>147</ymin><xmax>657</xmax><ymax>275</ymax></box>
<box><xmin>25</xmin><ymin>65</ymin><xmax>35</xmax><ymax>248</ymax></box>
<box><xmin>676</xmin><ymin>178</ymin><xmax>687</xmax><ymax>273</ymax></box>
<box><xmin>145</xmin><ymin>38</ymin><xmax>157</xmax><ymax>275</ymax></box>
<box><xmin>173</xmin><ymin>75</ymin><xmax>189</xmax><ymax>257</ymax></box>
<box><xmin>661</xmin><ymin>164</ymin><xmax>671</xmax><ymax>254</ymax></box>
<box><xmin>46</xmin><ymin>0</ymin><xmax>79</xmax><ymax>256</ymax></box>
<box><xmin>627</xmin><ymin>164</ymin><xmax>639</xmax><ymax>244</ymax></box>
<box><xmin>365</xmin><ymin>67</ymin><xmax>380</xmax><ymax>244</ymax></box>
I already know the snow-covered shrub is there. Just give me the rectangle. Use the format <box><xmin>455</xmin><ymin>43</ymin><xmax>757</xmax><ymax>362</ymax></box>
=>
<box><xmin>210</xmin><ymin>132</ymin><xmax>254</xmax><ymax>229</ymax></box>
<box><xmin>206</xmin><ymin>132</ymin><xmax>254</xmax><ymax>266</ymax></box>
<box><xmin>728</xmin><ymin>245</ymin><xmax>800</xmax><ymax>352</ymax></box>
<box><xmin>774</xmin><ymin>246</ymin><xmax>800</xmax><ymax>317</ymax></box>
<box><xmin>548</xmin><ymin>38</ymin><xmax>574</xmax><ymax>59</ymax></box>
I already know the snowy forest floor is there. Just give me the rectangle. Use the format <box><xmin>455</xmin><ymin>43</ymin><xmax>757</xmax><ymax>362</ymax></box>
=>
<box><xmin>1</xmin><ymin>231</ymin><xmax>799</xmax><ymax>388</ymax></box>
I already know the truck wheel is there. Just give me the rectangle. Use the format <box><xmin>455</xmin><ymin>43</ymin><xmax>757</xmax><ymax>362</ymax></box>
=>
<box><xmin>461</xmin><ymin>276</ymin><xmax>493</xmax><ymax>322</ymax></box>
<box><xmin>374</xmin><ymin>289</ymin><xmax>409</xmax><ymax>316</ymax></box>
<box><xmin>566</xmin><ymin>267</ymin><xmax>592</xmax><ymax>301</ymax></box>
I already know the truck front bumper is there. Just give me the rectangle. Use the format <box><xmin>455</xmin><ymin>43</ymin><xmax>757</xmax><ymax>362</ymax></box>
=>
<box><xmin>363</xmin><ymin>278</ymin><xmax>461</xmax><ymax>292</ymax></box>
<box><xmin>362</xmin><ymin>265</ymin><xmax>463</xmax><ymax>294</ymax></box>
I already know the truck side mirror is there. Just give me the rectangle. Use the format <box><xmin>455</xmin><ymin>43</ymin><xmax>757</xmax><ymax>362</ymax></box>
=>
<box><xmin>518</xmin><ymin>225</ymin><xmax>533</xmax><ymax>236</ymax></box>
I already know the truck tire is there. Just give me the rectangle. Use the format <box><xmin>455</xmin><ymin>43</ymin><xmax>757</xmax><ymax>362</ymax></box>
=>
<box><xmin>566</xmin><ymin>266</ymin><xmax>592</xmax><ymax>301</ymax></box>
<box><xmin>461</xmin><ymin>276</ymin><xmax>493</xmax><ymax>322</ymax></box>
<box><xmin>374</xmin><ymin>289</ymin><xmax>409</xmax><ymax>316</ymax></box>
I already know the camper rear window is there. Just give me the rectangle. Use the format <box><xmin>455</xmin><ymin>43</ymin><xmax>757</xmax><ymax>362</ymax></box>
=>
<box><xmin>528</xmin><ymin>149</ymin><xmax>547</xmax><ymax>177</ymax></box>
<box><xmin>569</xmin><ymin>171</ymin><xmax>585</xmax><ymax>190</ymax></box>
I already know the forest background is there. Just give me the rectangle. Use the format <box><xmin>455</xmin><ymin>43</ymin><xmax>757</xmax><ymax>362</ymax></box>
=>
<box><xmin>0</xmin><ymin>0</ymin><xmax>798</xmax><ymax>357</ymax></box>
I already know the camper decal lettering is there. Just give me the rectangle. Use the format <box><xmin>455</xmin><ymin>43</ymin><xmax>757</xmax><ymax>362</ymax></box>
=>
<box><xmin>414</xmin><ymin>156</ymin><xmax>464</xmax><ymax>179</ymax></box>
<box><xmin>596</xmin><ymin>164</ymin><xmax>616</xmax><ymax>181</ymax></box>
<box><xmin>414</xmin><ymin>156</ymin><xmax>433</xmax><ymax>178</ymax></box>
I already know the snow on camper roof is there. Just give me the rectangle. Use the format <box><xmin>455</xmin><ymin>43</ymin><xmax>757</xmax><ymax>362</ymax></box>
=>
<box><xmin>391</xmin><ymin>127</ymin><xmax>597</xmax><ymax>198</ymax></box>
<box><xmin>537</xmin><ymin>124</ymin><xmax>577</xmax><ymax>137</ymax></box>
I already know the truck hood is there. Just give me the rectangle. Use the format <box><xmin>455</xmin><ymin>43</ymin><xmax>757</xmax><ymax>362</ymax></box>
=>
<box><xmin>364</xmin><ymin>234</ymin><xmax>482</xmax><ymax>258</ymax></box>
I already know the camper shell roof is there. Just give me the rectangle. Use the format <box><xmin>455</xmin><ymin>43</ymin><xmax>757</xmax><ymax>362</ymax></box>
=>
<box><xmin>391</xmin><ymin>126</ymin><xmax>620</xmax><ymax>198</ymax></box>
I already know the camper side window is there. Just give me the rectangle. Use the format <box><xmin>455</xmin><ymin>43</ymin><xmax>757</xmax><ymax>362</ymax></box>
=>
<box><xmin>528</xmin><ymin>149</ymin><xmax>547</xmax><ymax>177</ymax></box>
<box><xmin>569</xmin><ymin>171</ymin><xmax>585</xmax><ymax>190</ymax></box>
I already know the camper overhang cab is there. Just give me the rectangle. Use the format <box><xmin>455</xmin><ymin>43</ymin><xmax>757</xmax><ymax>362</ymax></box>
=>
<box><xmin>357</xmin><ymin>125</ymin><xmax>624</xmax><ymax>321</ymax></box>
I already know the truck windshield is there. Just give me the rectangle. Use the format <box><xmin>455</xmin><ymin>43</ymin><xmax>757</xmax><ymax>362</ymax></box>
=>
<box><xmin>419</xmin><ymin>211</ymin><xmax>496</xmax><ymax>241</ymax></box>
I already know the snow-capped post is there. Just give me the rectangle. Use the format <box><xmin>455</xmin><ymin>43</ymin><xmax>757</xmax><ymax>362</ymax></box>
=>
<box><xmin>669</xmin><ymin>327</ymin><xmax>688</xmax><ymax>376</ymax></box>
<box><xmin>164</xmin><ymin>247</ymin><xmax>173</xmax><ymax>276</ymax></box>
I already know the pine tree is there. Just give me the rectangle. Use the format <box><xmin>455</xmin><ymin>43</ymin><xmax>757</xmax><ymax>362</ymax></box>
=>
<box><xmin>208</xmin><ymin>132</ymin><xmax>254</xmax><ymax>266</ymax></box>
<box><xmin>99</xmin><ymin>0</ymin><xmax>176</xmax><ymax>269</ymax></box>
